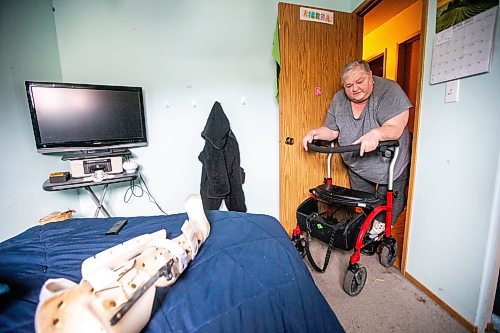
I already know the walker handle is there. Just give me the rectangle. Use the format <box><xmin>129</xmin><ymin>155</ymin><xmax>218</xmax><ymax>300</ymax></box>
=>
<box><xmin>307</xmin><ymin>140</ymin><xmax>399</xmax><ymax>154</ymax></box>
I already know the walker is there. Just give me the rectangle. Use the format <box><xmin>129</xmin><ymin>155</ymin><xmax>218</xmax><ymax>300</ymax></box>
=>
<box><xmin>294</xmin><ymin>140</ymin><xmax>400</xmax><ymax>296</ymax></box>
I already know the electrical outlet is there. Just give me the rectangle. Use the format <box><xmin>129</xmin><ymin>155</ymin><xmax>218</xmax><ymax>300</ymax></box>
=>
<box><xmin>445</xmin><ymin>80</ymin><xmax>459</xmax><ymax>103</ymax></box>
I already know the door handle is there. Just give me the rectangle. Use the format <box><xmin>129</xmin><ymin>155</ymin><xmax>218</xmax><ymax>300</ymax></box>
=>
<box><xmin>285</xmin><ymin>137</ymin><xmax>294</xmax><ymax>145</ymax></box>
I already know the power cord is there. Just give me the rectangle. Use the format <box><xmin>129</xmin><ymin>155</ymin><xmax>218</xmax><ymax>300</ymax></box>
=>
<box><xmin>124</xmin><ymin>172</ymin><xmax>168</xmax><ymax>215</ymax></box>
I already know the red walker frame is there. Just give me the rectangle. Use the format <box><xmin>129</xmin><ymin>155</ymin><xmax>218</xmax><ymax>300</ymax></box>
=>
<box><xmin>295</xmin><ymin>140</ymin><xmax>400</xmax><ymax>296</ymax></box>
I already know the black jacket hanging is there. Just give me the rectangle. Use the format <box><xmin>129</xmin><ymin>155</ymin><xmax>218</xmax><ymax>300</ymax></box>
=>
<box><xmin>198</xmin><ymin>101</ymin><xmax>246</xmax><ymax>212</ymax></box>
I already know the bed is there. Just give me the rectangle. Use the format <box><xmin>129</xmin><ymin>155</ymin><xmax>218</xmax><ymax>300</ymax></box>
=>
<box><xmin>0</xmin><ymin>209</ymin><xmax>344</xmax><ymax>332</ymax></box>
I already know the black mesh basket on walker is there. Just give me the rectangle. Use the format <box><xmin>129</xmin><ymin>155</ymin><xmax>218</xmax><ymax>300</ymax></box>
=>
<box><xmin>296</xmin><ymin>197</ymin><xmax>365</xmax><ymax>251</ymax></box>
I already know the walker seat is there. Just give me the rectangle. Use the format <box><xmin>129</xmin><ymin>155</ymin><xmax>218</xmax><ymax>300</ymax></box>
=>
<box><xmin>310</xmin><ymin>184</ymin><xmax>384</xmax><ymax>209</ymax></box>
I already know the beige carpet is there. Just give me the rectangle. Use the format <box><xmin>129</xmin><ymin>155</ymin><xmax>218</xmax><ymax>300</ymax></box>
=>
<box><xmin>307</xmin><ymin>239</ymin><xmax>469</xmax><ymax>333</ymax></box>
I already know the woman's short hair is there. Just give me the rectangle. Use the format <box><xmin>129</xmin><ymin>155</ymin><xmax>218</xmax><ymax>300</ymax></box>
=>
<box><xmin>341</xmin><ymin>60</ymin><xmax>371</xmax><ymax>81</ymax></box>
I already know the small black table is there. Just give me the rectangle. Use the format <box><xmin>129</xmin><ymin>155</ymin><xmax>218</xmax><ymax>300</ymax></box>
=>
<box><xmin>43</xmin><ymin>171</ymin><xmax>139</xmax><ymax>217</ymax></box>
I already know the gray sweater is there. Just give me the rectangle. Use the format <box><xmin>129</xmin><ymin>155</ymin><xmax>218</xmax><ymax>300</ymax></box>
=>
<box><xmin>324</xmin><ymin>76</ymin><xmax>412</xmax><ymax>183</ymax></box>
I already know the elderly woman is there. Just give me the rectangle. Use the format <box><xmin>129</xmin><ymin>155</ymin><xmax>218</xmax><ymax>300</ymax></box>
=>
<box><xmin>301</xmin><ymin>60</ymin><xmax>412</xmax><ymax>255</ymax></box>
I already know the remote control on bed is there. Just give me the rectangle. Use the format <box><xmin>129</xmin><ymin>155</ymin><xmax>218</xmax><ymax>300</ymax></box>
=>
<box><xmin>105</xmin><ymin>219</ymin><xmax>128</xmax><ymax>236</ymax></box>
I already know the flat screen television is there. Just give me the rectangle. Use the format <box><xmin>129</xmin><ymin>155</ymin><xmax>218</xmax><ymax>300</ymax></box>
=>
<box><xmin>25</xmin><ymin>81</ymin><xmax>148</xmax><ymax>155</ymax></box>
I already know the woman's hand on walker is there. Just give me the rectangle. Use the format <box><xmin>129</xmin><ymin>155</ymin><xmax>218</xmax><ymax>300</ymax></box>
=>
<box><xmin>302</xmin><ymin>132</ymin><xmax>315</xmax><ymax>151</ymax></box>
<box><xmin>353</xmin><ymin>131</ymin><xmax>380</xmax><ymax>156</ymax></box>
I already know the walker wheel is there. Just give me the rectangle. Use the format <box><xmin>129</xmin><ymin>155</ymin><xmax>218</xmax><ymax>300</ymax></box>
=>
<box><xmin>380</xmin><ymin>242</ymin><xmax>398</xmax><ymax>268</ymax></box>
<box><xmin>343</xmin><ymin>266</ymin><xmax>367</xmax><ymax>296</ymax></box>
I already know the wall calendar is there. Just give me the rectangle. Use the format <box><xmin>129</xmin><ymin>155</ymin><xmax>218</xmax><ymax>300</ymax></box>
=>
<box><xmin>430</xmin><ymin>4</ymin><xmax>498</xmax><ymax>84</ymax></box>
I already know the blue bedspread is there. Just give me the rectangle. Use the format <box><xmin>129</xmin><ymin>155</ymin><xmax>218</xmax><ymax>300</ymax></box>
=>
<box><xmin>0</xmin><ymin>211</ymin><xmax>344</xmax><ymax>333</ymax></box>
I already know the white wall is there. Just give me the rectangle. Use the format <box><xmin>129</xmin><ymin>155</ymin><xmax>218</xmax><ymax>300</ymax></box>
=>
<box><xmin>51</xmin><ymin>0</ymin><xmax>279</xmax><ymax>218</ymax></box>
<box><xmin>407</xmin><ymin>1</ymin><xmax>500</xmax><ymax>329</ymax></box>
<box><xmin>50</xmin><ymin>0</ymin><xmax>357</xmax><ymax>219</ymax></box>
<box><xmin>0</xmin><ymin>0</ymin><xmax>80</xmax><ymax>241</ymax></box>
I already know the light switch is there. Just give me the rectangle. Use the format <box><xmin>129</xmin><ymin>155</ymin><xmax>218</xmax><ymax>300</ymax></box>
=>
<box><xmin>445</xmin><ymin>80</ymin><xmax>459</xmax><ymax>103</ymax></box>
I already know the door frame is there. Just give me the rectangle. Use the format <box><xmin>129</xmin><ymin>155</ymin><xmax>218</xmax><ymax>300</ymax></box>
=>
<box><xmin>396</xmin><ymin>31</ymin><xmax>421</xmax><ymax>89</ymax></box>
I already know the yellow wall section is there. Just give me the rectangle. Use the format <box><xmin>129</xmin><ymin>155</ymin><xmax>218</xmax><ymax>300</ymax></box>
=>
<box><xmin>363</xmin><ymin>0</ymin><xmax>422</xmax><ymax>80</ymax></box>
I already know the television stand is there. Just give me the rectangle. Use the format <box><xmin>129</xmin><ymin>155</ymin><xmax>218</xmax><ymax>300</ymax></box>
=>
<box><xmin>61</xmin><ymin>149</ymin><xmax>131</xmax><ymax>161</ymax></box>
<box><xmin>43</xmin><ymin>171</ymin><xmax>139</xmax><ymax>218</ymax></box>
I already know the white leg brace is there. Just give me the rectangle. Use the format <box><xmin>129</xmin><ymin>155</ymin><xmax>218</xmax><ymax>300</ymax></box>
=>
<box><xmin>35</xmin><ymin>194</ymin><xmax>210</xmax><ymax>333</ymax></box>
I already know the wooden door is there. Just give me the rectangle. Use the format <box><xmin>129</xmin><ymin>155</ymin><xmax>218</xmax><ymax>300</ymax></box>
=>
<box><xmin>397</xmin><ymin>34</ymin><xmax>420</xmax><ymax>133</ymax></box>
<box><xmin>278</xmin><ymin>3</ymin><xmax>363</xmax><ymax>235</ymax></box>
<box><xmin>367</xmin><ymin>52</ymin><xmax>385</xmax><ymax>77</ymax></box>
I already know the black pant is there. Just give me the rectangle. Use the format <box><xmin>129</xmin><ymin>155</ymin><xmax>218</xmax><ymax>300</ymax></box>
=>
<box><xmin>348</xmin><ymin>164</ymin><xmax>410</xmax><ymax>226</ymax></box>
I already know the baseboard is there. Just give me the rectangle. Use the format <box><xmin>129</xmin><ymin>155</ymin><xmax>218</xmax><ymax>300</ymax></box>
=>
<box><xmin>404</xmin><ymin>272</ymin><xmax>477</xmax><ymax>332</ymax></box>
